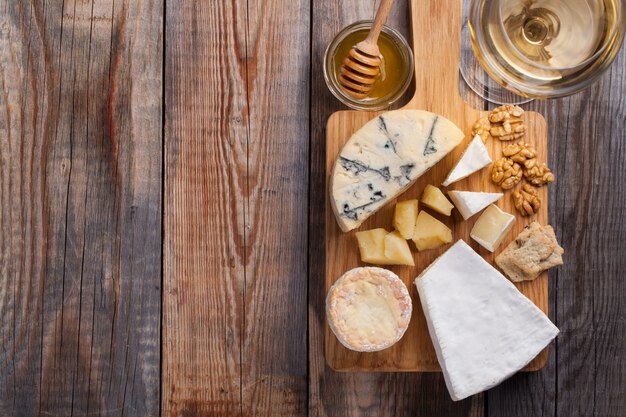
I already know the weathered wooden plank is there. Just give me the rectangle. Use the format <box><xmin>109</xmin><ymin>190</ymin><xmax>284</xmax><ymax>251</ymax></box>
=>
<box><xmin>241</xmin><ymin>0</ymin><xmax>310</xmax><ymax>415</ymax></box>
<box><xmin>0</xmin><ymin>0</ymin><xmax>163</xmax><ymax>416</ymax></box>
<box><xmin>162</xmin><ymin>0</ymin><xmax>247</xmax><ymax>414</ymax></box>
<box><xmin>487</xmin><ymin>47</ymin><xmax>626</xmax><ymax>417</ymax></box>
<box><xmin>163</xmin><ymin>0</ymin><xmax>309</xmax><ymax>415</ymax></box>
<box><xmin>308</xmin><ymin>0</ymin><xmax>482</xmax><ymax>415</ymax></box>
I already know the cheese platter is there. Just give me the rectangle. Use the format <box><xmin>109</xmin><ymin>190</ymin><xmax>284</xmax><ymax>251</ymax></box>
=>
<box><xmin>324</xmin><ymin>0</ymin><xmax>556</xmax><ymax>376</ymax></box>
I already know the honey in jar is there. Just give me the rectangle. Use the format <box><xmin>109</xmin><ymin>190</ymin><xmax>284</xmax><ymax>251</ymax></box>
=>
<box><xmin>324</xmin><ymin>21</ymin><xmax>414</xmax><ymax>110</ymax></box>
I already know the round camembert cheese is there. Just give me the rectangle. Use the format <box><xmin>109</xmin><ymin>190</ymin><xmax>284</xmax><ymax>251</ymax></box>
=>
<box><xmin>326</xmin><ymin>267</ymin><xmax>412</xmax><ymax>352</ymax></box>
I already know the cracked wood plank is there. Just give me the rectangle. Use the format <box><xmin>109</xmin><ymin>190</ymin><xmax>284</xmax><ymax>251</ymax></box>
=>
<box><xmin>163</xmin><ymin>0</ymin><xmax>309</xmax><ymax>416</ymax></box>
<box><xmin>0</xmin><ymin>0</ymin><xmax>163</xmax><ymax>415</ymax></box>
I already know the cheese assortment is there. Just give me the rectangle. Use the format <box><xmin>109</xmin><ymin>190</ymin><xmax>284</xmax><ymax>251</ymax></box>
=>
<box><xmin>442</xmin><ymin>135</ymin><xmax>492</xmax><ymax>186</ymax></box>
<box><xmin>326</xmin><ymin>267</ymin><xmax>412</xmax><ymax>352</ymax></box>
<box><xmin>330</xmin><ymin>110</ymin><xmax>464</xmax><ymax>232</ymax></box>
<box><xmin>326</xmin><ymin>106</ymin><xmax>564</xmax><ymax>401</ymax></box>
<box><xmin>448</xmin><ymin>190</ymin><xmax>503</xmax><ymax>220</ymax></box>
<box><xmin>470</xmin><ymin>204</ymin><xmax>516</xmax><ymax>252</ymax></box>
<box><xmin>414</xmin><ymin>240</ymin><xmax>559</xmax><ymax>401</ymax></box>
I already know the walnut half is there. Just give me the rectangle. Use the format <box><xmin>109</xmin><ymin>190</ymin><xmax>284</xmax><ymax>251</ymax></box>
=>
<box><xmin>524</xmin><ymin>163</ymin><xmax>555</xmax><ymax>186</ymax></box>
<box><xmin>489</xmin><ymin>105</ymin><xmax>527</xmax><ymax>141</ymax></box>
<box><xmin>471</xmin><ymin>117</ymin><xmax>492</xmax><ymax>143</ymax></box>
<box><xmin>471</xmin><ymin>105</ymin><xmax>528</xmax><ymax>143</ymax></box>
<box><xmin>502</xmin><ymin>142</ymin><xmax>538</xmax><ymax>169</ymax></box>
<box><xmin>512</xmin><ymin>184</ymin><xmax>542</xmax><ymax>216</ymax></box>
<box><xmin>491</xmin><ymin>157</ymin><xmax>523</xmax><ymax>190</ymax></box>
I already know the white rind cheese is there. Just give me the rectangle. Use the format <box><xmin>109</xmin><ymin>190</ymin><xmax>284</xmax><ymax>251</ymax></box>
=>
<box><xmin>470</xmin><ymin>204</ymin><xmax>516</xmax><ymax>252</ymax></box>
<box><xmin>414</xmin><ymin>240</ymin><xmax>559</xmax><ymax>401</ymax></box>
<box><xmin>327</xmin><ymin>267</ymin><xmax>412</xmax><ymax>352</ymax></box>
<box><xmin>448</xmin><ymin>190</ymin><xmax>503</xmax><ymax>220</ymax></box>
<box><xmin>331</xmin><ymin>110</ymin><xmax>464</xmax><ymax>232</ymax></box>
<box><xmin>442</xmin><ymin>134</ymin><xmax>492</xmax><ymax>186</ymax></box>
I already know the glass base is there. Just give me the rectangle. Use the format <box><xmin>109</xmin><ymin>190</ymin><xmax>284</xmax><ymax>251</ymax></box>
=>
<box><xmin>460</xmin><ymin>22</ymin><xmax>533</xmax><ymax>106</ymax></box>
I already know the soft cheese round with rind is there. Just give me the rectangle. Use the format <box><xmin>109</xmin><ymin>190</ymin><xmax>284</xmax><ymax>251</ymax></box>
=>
<box><xmin>331</xmin><ymin>110</ymin><xmax>465</xmax><ymax>232</ymax></box>
<box><xmin>326</xmin><ymin>267</ymin><xmax>412</xmax><ymax>352</ymax></box>
<box><xmin>414</xmin><ymin>240</ymin><xmax>559</xmax><ymax>401</ymax></box>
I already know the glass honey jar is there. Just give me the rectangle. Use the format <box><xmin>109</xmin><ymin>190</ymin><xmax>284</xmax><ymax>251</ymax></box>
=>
<box><xmin>324</xmin><ymin>21</ymin><xmax>414</xmax><ymax>111</ymax></box>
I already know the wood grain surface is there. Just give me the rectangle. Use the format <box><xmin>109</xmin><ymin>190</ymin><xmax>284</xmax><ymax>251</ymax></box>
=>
<box><xmin>0</xmin><ymin>0</ymin><xmax>624</xmax><ymax>416</ymax></box>
<box><xmin>163</xmin><ymin>0</ymin><xmax>309</xmax><ymax>416</ymax></box>
<box><xmin>0</xmin><ymin>0</ymin><xmax>163</xmax><ymax>416</ymax></box>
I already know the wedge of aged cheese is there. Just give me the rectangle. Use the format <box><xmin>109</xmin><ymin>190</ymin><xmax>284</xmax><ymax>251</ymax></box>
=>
<box><xmin>442</xmin><ymin>135</ymin><xmax>492</xmax><ymax>186</ymax></box>
<box><xmin>421</xmin><ymin>185</ymin><xmax>454</xmax><ymax>216</ymax></box>
<box><xmin>331</xmin><ymin>110</ymin><xmax>464</xmax><ymax>232</ymax></box>
<box><xmin>327</xmin><ymin>267</ymin><xmax>412</xmax><ymax>352</ymax></box>
<box><xmin>414</xmin><ymin>240</ymin><xmax>559</xmax><ymax>401</ymax></box>
<box><xmin>448</xmin><ymin>190</ymin><xmax>503</xmax><ymax>220</ymax></box>
<box><xmin>470</xmin><ymin>204</ymin><xmax>516</xmax><ymax>252</ymax></box>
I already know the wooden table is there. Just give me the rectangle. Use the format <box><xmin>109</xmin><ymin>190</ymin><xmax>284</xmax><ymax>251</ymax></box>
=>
<box><xmin>1</xmin><ymin>1</ymin><xmax>624</xmax><ymax>416</ymax></box>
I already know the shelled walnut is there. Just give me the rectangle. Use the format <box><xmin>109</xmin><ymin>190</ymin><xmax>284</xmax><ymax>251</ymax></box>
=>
<box><xmin>490</xmin><ymin>119</ymin><xmax>526</xmax><ymax>141</ymax></box>
<box><xmin>489</xmin><ymin>105</ymin><xmax>527</xmax><ymax>141</ymax></box>
<box><xmin>488</xmin><ymin>105</ymin><xmax>524</xmax><ymax>123</ymax></box>
<box><xmin>471</xmin><ymin>105</ymin><xmax>528</xmax><ymax>143</ymax></box>
<box><xmin>524</xmin><ymin>163</ymin><xmax>555</xmax><ymax>186</ymax></box>
<box><xmin>491</xmin><ymin>157</ymin><xmax>523</xmax><ymax>190</ymax></box>
<box><xmin>472</xmin><ymin>117</ymin><xmax>492</xmax><ymax>143</ymax></box>
<box><xmin>512</xmin><ymin>184</ymin><xmax>542</xmax><ymax>216</ymax></box>
<box><xmin>502</xmin><ymin>142</ymin><xmax>538</xmax><ymax>169</ymax></box>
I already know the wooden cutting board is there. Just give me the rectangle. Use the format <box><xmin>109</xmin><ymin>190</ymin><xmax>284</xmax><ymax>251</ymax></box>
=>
<box><xmin>325</xmin><ymin>0</ymin><xmax>550</xmax><ymax>372</ymax></box>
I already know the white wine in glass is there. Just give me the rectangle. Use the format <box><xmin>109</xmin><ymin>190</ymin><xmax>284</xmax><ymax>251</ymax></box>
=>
<box><xmin>465</xmin><ymin>0</ymin><xmax>626</xmax><ymax>100</ymax></box>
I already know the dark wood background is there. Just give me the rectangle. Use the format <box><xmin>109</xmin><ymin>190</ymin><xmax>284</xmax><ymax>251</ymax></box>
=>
<box><xmin>1</xmin><ymin>0</ymin><xmax>624</xmax><ymax>416</ymax></box>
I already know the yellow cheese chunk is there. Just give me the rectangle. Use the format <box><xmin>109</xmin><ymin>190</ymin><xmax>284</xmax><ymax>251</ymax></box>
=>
<box><xmin>421</xmin><ymin>185</ymin><xmax>454</xmax><ymax>216</ymax></box>
<box><xmin>412</xmin><ymin>211</ymin><xmax>453</xmax><ymax>251</ymax></box>
<box><xmin>470</xmin><ymin>204</ymin><xmax>516</xmax><ymax>252</ymax></box>
<box><xmin>384</xmin><ymin>231</ymin><xmax>415</xmax><ymax>266</ymax></box>
<box><xmin>355</xmin><ymin>228</ymin><xmax>390</xmax><ymax>265</ymax></box>
<box><xmin>393</xmin><ymin>199</ymin><xmax>419</xmax><ymax>239</ymax></box>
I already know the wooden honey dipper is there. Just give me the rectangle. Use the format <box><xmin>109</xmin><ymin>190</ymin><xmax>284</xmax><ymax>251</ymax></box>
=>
<box><xmin>340</xmin><ymin>0</ymin><xmax>395</xmax><ymax>99</ymax></box>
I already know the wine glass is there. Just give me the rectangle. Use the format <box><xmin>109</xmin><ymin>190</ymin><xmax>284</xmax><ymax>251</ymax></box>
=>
<box><xmin>461</xmin><ymin>0</ymin><xmax>626</xmax><ymax>104</ymax></box>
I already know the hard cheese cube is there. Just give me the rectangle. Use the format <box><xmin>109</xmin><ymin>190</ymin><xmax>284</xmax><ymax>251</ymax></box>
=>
<box><xmin>393</xmin><ymin>200</ymin><xmax>419</xmax><ymax>239</ymax></box>
<box><xmin>421</xmin><ymin>185</ymin><xmax>454</xmax><ymax>216</ymax></box>
<box><xmin>355</xmin><ymin>229</ymin><xmax>415</xmax><ymax>266</ymax></box>
<box><xmin>412</xmin><ymin>211</ymin><xmax>453</xmax><ymax>251</ymax></box>
<box><xmin>384</xmin><ymin>231</ymin><xmax>415</xmax><ymax>266</ymax></box>
<box><xmin>355</xmin><ymin>228</ymin><xmax>389</xmax><ymax>265</ymax></box>
<box><xmin>470</xmin><ymin>204</ymin><xmax>516</xmax><ymax>252</ymax></box>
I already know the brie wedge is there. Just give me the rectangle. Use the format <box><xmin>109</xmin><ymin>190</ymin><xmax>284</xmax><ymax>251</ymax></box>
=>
<box><xmin>331</xmin><ymin>110</ymin><xmax>464</xmax><ymax>232</ymax></box>
<box><xmin>448</xmin><ymin>190</ymin><xmax>503</xmax><ymax>220</ymax></box>
<box><xmin>414</xmin><ymin>240</ymin><xmax>559</xmax><ymax>401</ymax></box>
<box><xmin>327</xmin><ymin>267</ymin><xmax>412</xmax><ymax>352</ymax></box>
<box><xmin>470</xmin><ymin>204</ymin><xmax>516</xmax><ymax>252</ymax></box>
<box><xmin>442</xmin><ymin>135</ymin><xmax>492</xmax><ymax>186</ymax></box>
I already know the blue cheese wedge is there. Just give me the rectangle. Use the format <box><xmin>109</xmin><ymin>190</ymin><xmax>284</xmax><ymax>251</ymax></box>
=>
<box><xmin>331</xmin><ymin>110</ymin><xmax>464</xmax><ymax>232</ymax></box>
<box><xmin>442</xmin><ymin>134</ymin><xmax>492</xmax><ymax>186</ymax></box>
<box><xmin>414</xmin><ymin>240</ymin><xmax>559</xmax><ymax>401</ymax></box>
<box><xmin>327</xmin><ymin>267</ymin><xmax>412</xmax><ymax>352</ymax></box>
